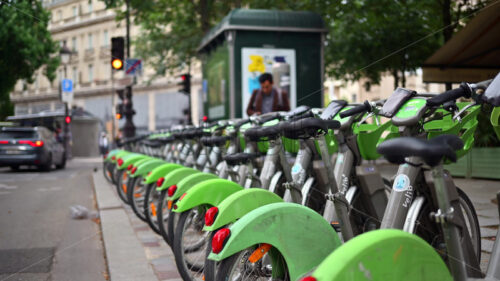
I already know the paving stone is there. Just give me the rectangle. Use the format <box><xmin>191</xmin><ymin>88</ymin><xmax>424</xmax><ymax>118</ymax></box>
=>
<box><xmin>156</xmin><ymin>270</ymin><xmax>181</xmax><ymax>280</ymax></box>
<box><xmin>479</xmin><ymin>217</ymin><xmax>500</xmax><ymax>227</ymax></box>
<box><xmin>477</xmin><ymin>208</ymin><xmax>500</xmax><ymax>218</ymax></box>
<box><xmin>481</xmin><ymin>238</ymin><xmax>495</xmax><ymax>253</ymax></box>
<box><xmin>480</xmin><ymin>227</ymin><xmax>498</xmax><ymax>238</ymax></box>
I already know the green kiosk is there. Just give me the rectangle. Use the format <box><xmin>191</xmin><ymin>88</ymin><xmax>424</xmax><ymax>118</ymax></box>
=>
<box><xmin>198</xmin><ymin>9</ymin><xmax>327</xmax><ymax>119</ymax></box>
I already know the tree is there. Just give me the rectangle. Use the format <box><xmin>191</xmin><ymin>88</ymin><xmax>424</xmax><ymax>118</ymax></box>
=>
<box><xmin>0</xmin><ymin>0</ymin><xmax>59</xmax><ymax>120</ymax></box>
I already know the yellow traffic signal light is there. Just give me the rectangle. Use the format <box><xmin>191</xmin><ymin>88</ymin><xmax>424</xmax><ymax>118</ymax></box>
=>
<box><xmin>112</xmin><ymin>59</ymin><xmax>123</xmax><ymax>70</ymax></box>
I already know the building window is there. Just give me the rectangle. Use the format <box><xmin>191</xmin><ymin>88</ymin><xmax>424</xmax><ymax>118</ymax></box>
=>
<box><xmin>88</xmin><ymin>1</ymin><xmax>93</xmax><ymax>13</ymax></box>
<box><xmin>73</xmin><ymin>6</ymin><xmax>78</xmax><ymax>17</ymax></box>
<box><xmin>72</xmin><ymin>67</ymin><xmax>78</xmax><ymax>85</ymax></box>
<box><xmin>88</xmin><ymin>33</ymin><xmax>93</xmax><ymax>49</ymax></box>
<box><xmin>351</xmin><ymin>93</ymin><xmax>357</xmax><ymax>103</ymax></box>
<box><xmin>103</xmin><ymin>30</ymin><xmax>108</xmax><ymax>46</ymax></box>
<box><xmin>88</xmin><ymin>64</ymin><xmax>93</xmax><ymax>82</ymax></box>
<box><xmin>72</xmin><ymin>37</ymin><xmax>77</xmax><ymax>52</ymax></box>
<box><xmin>58</xmin><ymin>10</ymin><xmax>62</xmax><ymax>21</ymax></box>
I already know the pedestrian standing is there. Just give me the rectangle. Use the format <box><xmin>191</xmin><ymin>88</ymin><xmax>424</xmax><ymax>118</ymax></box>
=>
<box><xmin>99</xmin><ymin>132</ymin><xmax>109</xmax><ymax>155</ymax></box>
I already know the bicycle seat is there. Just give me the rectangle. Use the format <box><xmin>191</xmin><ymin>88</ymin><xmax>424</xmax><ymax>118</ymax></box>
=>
<box><xmin>201</xmin><ymin>136</ymin><xmax>230</xmax><ymax>147</ymax></box>
<box><xmin>223</xmin><ymin>152</ymin><xmax>260</xmax><ymax>166</ymax></box>
<box><xmin>282</xmin><ymin>117</ymin><xmax>340</xmax><ymax>139</ymax></box>
<box><xmin>376</xmin><ymin>135</ymin><xmax>463</xmax><ymax>167</ymax></box>
<box><xmin>244</xmin><ymin>123</ymin><xmax>283</xmax><ymax>141</ymax></box>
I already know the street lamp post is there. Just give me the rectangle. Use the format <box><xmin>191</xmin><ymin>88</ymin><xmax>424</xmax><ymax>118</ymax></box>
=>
<box><xmin>59</xmin><ymin>42</ymin><xmax>71</xmax><ymax>159</ymax></box>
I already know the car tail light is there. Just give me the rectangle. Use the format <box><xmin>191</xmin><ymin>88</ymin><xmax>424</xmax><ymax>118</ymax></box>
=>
<box><xmin>167</xmin><ymin>185</ymin><xmax>177</xmax><ymax>197</ymax></box>
<box><xmin>300</xmin><ymin>277</ymin><xmax>317</xmax><ymax>281</ymax></box>
<box><xmin>18</xmin><ymin>140</ymin><xmax>43</xmax><ymax>147</ymax></box>
<box><xmin>156</xmin><ymin>177</ymin><xmax>165</xmax><ymax>187</ymax></box>
<box><xmin>212</xmin><ymin>228</ymin><xmax>230</xmax><ymax>254</ymax></box>
<box><xmin>117</xmin><ymin>158</ymin><xmax>124</xmax><ymax>166</ymax></box>
<box><xmin>131</xmin><ymin>167</ymin><xmax>137</xmax><ymax>174</ymax></box>
<box><xmin>0</xmin><ymin>140</ymin><xmax>9</xmax><ymax>144</ymax></box>
<box><xmin>205</xmin><ymin>207</ymin><xmax>218</xmax><ymax>226</ymax></box>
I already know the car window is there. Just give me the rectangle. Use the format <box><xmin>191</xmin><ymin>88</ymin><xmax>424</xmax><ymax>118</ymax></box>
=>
<box><xmin>0</xmin><ymin>131</ymin><xmax>37</xmax><ymax>139</ymax></box>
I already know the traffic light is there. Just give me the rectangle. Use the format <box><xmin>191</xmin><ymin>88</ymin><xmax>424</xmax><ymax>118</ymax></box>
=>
<box><xmin>65</xmin><ymin>116</ymin><xmax>71</xmax><ymax>124</ymax></box>
<box><xmin>111</xmin><ymin>37</ymin><xmax>124</xmax><ymax>70</ymax></box>
<box><xmin>178</xmin><ymin>73</ymin><xmax>191</xmax><ymax>94</ymax></box>
<box><xmin>115</xmin><ymin>104</ymin><xmax>124</xmax><ymax>119</ymax></box>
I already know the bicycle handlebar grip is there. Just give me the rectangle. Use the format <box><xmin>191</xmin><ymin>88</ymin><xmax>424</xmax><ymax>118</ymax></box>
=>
<box><xmin>339</xmin><ymin>101</ymin><xmax>370</xmax><ymax>118</ymax></box>
<box><xmin>426</xmin><ymin>82</ymin><xmax>472</xmax><ymax>107</ymax></box>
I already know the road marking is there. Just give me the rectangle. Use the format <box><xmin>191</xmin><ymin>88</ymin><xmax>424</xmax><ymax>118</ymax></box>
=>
<box><xmin>0</xmin><ymin>183</ymin><xmax>17</xmax><ymax>190</ymax></box>
<box><xmin>37</xmin><ymin>186</ymin><xmax>63</xmax><ymax>192</ymax></box>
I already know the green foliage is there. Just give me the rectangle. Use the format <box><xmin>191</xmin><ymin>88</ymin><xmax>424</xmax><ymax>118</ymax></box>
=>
<box><xmin>0</xmin><ymin>0</ymin><xmax>59</xmax><ymax>120</ymax></box>
<box><xmin>475</xmin><ymin>104</ymin><xmax>500</xmax><ymax>147</ymax></box>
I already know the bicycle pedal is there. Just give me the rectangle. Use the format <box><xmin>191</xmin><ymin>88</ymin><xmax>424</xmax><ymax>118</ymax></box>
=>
<box><xmin>330</xmin><ymin>221</ymin><xmax>341</xmax><ymax>232</ymax></box>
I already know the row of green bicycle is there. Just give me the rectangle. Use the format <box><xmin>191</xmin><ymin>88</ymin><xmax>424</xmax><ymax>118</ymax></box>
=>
<box><xmin>103</xmin><ymin>72</ymin><xmax>500</xmax><ymax>281</ymax></box>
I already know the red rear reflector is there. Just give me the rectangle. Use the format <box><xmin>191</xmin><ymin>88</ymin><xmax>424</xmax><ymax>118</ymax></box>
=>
<box><xmin>131</xmin><ymin>167</ymin><xmax>137</xmax><ymax>174</ymax></box>
<box><xmin>212</xmin><ymin>228</ymin><xmax>230</xmax><ymax>254</ymax></box>
<box><xmin>156</xmin><ymin>177</ymin><xmax>165</xmax><ymax>187</ymax></box>
<box><xmin>300</xmin><ymin>277</ymin><xmax>317</xmax><ymax>281</ymax></box>
<box><xmin>179</xmin><ymin>193</ymin><xmax>187</xmax><ymax>201</ymax></box>
<box><xmin>127</xmin><ymin>164</ymin><xmax>133</xmax><ymax>171</ymax></box>
<box><xmin>167</xmin><ymin>185</ymin><xmax>177</xmax><ymax>197</ymax></box>
<box><xmin>205</xmin><ymin>207</ymin><xmax>218</xmax><ymax>226</ymax></box>
<box><xmin>117</xmin><ymin>158</ymin><xmax>124</xmax><ymax>166</ymax></box>
<box><xmin>112</xmin><ymin>156</ymin><xmax>116</xmax><ymax>160</ymax></box>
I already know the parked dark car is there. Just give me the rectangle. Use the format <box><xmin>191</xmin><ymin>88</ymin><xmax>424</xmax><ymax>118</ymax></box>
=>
<box><xmin>0</xmin><ymin>126</ymin><xmax>66</xmax><ymax>171</ymax></box>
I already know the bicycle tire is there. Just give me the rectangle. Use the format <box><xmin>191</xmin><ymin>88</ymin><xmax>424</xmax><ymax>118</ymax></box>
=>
<box><xmin>127</xmin><ymin>176</ymin><xmax>148</xmax><ymax>222</ymax></box>
<box><xmin>143</xmin><ymin>182</ymin><xmax>161</xmax><ymax>235</ymax></box>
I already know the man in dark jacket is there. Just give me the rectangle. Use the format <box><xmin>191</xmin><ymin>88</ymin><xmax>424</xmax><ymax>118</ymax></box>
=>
<box><xmin>246</xmin><ymin>73</ymin><xmax>290</xmax><ymax>116</ymax></box>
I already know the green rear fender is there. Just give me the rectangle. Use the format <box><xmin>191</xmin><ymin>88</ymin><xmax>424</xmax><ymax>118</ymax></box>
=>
<box><xmin>172</xmin><ymin>179</ymin><xmax>243</xmax><ymax>213</ymax></box>
<box><xmin>157</xmin><ymin>167</ymin><xmax>200</xmax><ymax>191</ymax></box>
<box><xmin>311</xmin><ymin>229</ymin><xmax>452</xmax><ymax>281</ymax></box>
<box><xmin>112</xmin><ymin>150</ymin><xmax>132</xmax><ymax>164</ymax></box>
<box><xmin>127</xmin><ymin>157</ymin><xmax>152</xmax><ymax>175</ymax></box>
<box><xmin>131</xmin><ymin>159</ymin><xmax>166</xmax><ymax>178</ymax></box>
<box><xmin>104</xmin><ymin>149</ymin><xmax>122</xmax><ymax>162</ymax></box>
<box><xmin>204</xmin><ymin>189</ymin><xmax>283</xmax><ymax>231</ymax></box>
<box><xmin>117</xmin><ymin>153</ymin><xmax>144</xmax><ymax>170</ymax></box>
<box><xmin>117</xmin><ymin>154</ymin><xmax>145</xmax><ymax>169</ymax></box>
<box><xmin>168</xmin><ymin>172</ymin><xmax>219</xmax><ymax>201</ymax></box>
<box><xmin>209</xmin><ymin>202</ymin><xmax>341</xmax><ymax>281</ymax></box>
<box><xmin>144</xmin><ymin>163</ymin><xmax>183</xmax><ymax>184</ymax></box>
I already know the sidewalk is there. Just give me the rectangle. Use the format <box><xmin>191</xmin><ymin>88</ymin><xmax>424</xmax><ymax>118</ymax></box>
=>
<box><xmin>92</xmin><ymin>169</ymin><xmax>181</xmax><ymax>281</ymax></box>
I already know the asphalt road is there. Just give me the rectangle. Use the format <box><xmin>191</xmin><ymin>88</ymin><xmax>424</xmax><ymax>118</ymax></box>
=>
<box><xmin>0</xmin><ymin>159</ymin><xmax>107</xmax><ymax>281</ymax></box>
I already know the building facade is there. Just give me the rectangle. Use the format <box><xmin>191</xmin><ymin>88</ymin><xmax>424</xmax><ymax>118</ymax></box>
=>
<box><xmin>10</xmin><ymin>0</ymin><xmax>201</xmax><ymax>136</ymax></box>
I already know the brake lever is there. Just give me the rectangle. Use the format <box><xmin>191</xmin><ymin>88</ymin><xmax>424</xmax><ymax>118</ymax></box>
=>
<box><xmin>453</xmin><ymin>102</ymin><xmax>477</xmax><ymax>121</ymax></box>
<box><xmin>357</xmin><ymin>112</ymin><xmax>374</xmax><ymax>127</ymax></box>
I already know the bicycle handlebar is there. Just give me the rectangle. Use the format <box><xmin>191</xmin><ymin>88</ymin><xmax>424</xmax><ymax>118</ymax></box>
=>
<box><xmin>426</xmin><ymin>82</ymin><xmax>473</xmax><ymax>107</ymax></box>
<box><xmin>339</xmin><ymin>101</ymin><xmax>371</xmax><ymax>118</ymax></box>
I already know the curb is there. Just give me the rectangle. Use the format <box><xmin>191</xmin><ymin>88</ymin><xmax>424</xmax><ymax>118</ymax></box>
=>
<box><xmin>92</xmin><ymin>171</ymin><xmax>158</xmax><ymax>281</ymax></box>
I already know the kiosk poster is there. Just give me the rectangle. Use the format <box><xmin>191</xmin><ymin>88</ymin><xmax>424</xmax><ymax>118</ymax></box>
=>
<box><xmin>241</xmin><ymin>48</ymin><xmax>296</xmax><ymax>117</ymax></box>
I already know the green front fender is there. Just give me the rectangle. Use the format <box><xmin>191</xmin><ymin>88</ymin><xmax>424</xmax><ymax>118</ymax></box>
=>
<box><xmin>168</xmin><ymin>172</ymin><xmax>219</xmax><ymax>201</ymax></box>
<box><xmin>173</xmin><ymin>179</ymin><xmax>243</xmax><ymax>213</ymax></box>
<box><xmin>144</xmin><ymin>163</ymin><xmax>183</xmax><ymax>184</ymax></box>
<box><xmin>204</xmin><ymin>189</ymin><xmax>283</xmax><ymax>231</ymax></box>
<box><xmin>118</xmin><ymin>154</ymin><xmax>147</xmax><ymax>170</ymax></box>
<box><xmin>209</xmin><ymin>202</ymin><xmax>341</xmax><ymax>281</ymax></box>
<box><xmin>131</xmin><ymin>159</ymin><xmax>166</xmax><ymax>178</ymax></box>
<box><xmin>157</xmin><ymin>167</ymin><xmax>200</xmax><ymax>191</ymax></box>
<box><xmin>311</xmin><ymin>229</ymin><xmax>452</xmax><ymax>281</ymax></box>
